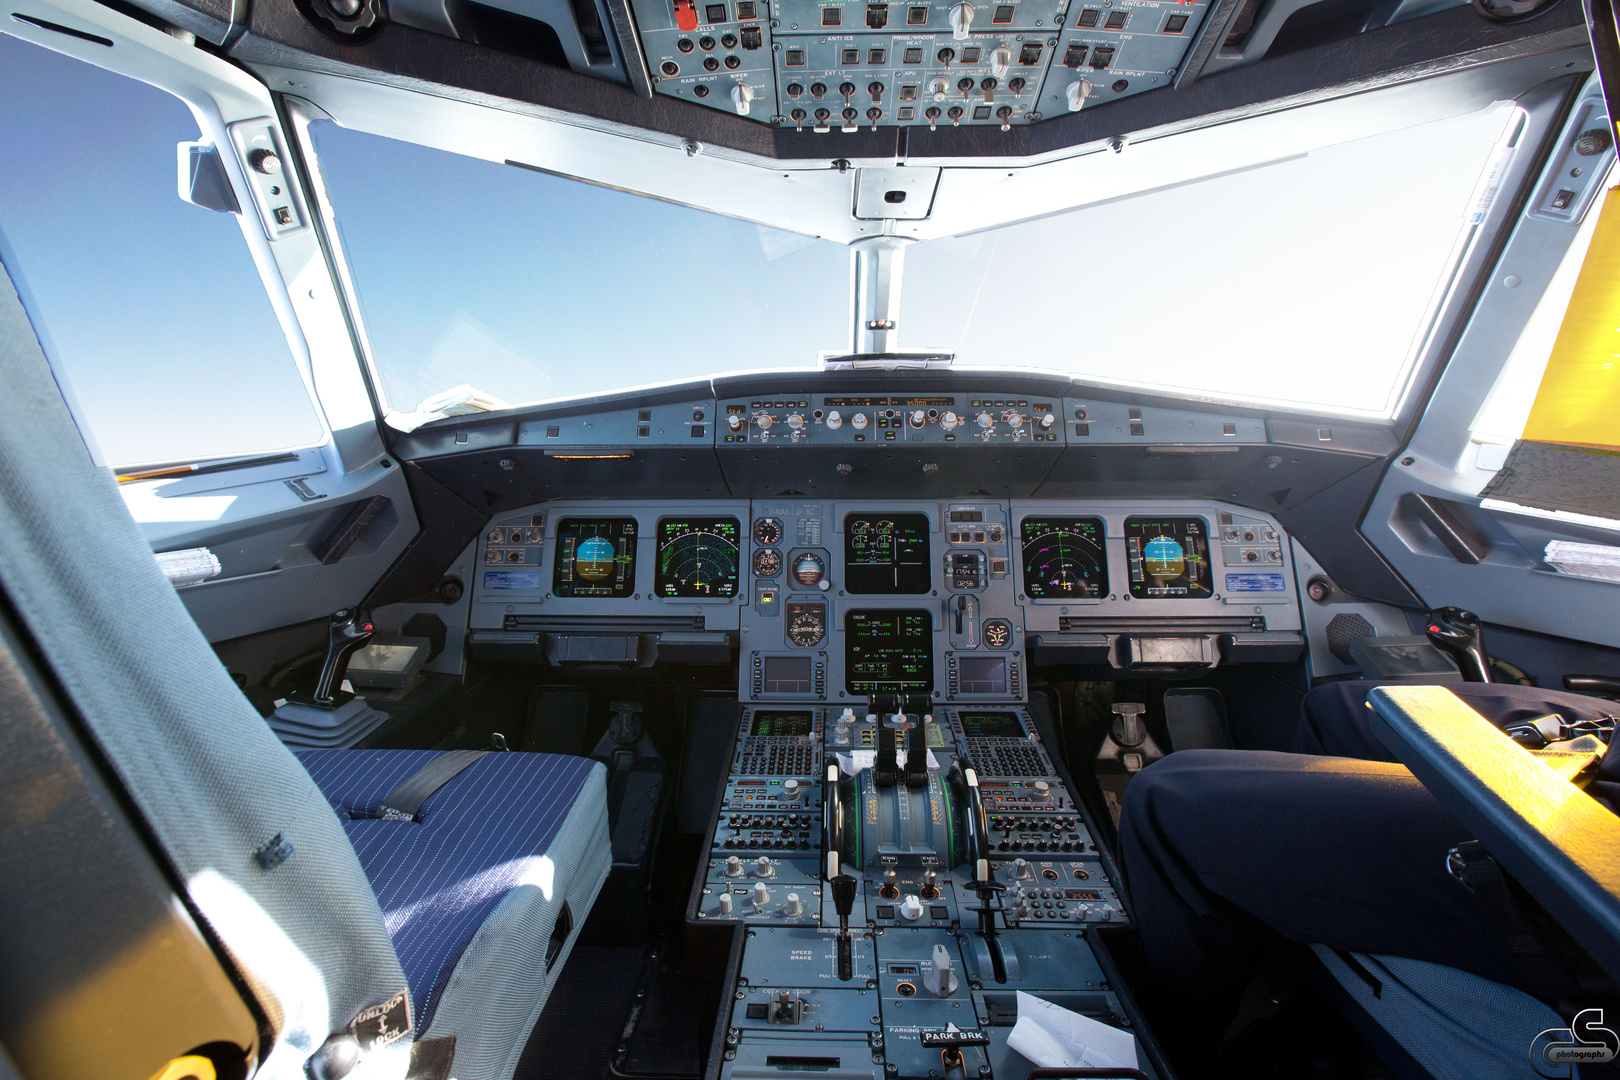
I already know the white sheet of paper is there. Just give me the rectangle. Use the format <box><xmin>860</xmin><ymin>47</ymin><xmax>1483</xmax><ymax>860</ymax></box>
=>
<box><xmin>837</xmin><ymin>748</ymin><xmax>940</xmax><ymax>776</ymax></box>
<box><xmin>1006</xmin><ymin>991</ymin><xmax>1138</xmax><ymax>1070</ymax></box>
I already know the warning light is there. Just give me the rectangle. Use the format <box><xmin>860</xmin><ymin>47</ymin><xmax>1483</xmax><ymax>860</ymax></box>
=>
<box><xmin>1428</xmin><ymin>625</ymin><xmax>1440</xmax><ymax>633</ymax></box>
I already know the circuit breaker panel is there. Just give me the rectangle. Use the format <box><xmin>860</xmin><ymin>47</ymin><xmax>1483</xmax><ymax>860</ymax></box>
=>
<box><xmin>629</xmin><ymin>0</ymin><xmax>1214</xmax><ymax>128</ymax></box>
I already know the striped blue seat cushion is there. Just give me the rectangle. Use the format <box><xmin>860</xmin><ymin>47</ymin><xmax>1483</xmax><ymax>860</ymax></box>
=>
<box><xmin>298</xmin><ymin>749</ymin><xmax>599</xmax><ymax>1029</ymax></box>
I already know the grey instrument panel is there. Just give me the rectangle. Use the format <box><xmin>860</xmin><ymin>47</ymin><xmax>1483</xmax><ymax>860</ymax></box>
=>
<box><xmin>468</xmin><ymin>496</ymin><xmax>1302</xmax><ymax>690</ymax></box>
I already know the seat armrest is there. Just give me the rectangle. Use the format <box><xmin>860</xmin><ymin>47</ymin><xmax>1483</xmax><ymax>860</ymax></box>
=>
<box><xmin>1367</xmin><ymin>685</ymin><xmax>1620</xmax><ymax>981</ymax></box>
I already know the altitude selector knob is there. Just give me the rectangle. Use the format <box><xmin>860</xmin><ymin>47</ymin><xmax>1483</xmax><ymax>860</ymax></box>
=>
<box><xmin>977</xmin><ymin>411</ymin><xmax>994</xmax><ymax>429</ymax></box>
<box><xmin>825</xmin><ymin>409</ymin><xmax>843</xmax><ymax>429</ymax></box>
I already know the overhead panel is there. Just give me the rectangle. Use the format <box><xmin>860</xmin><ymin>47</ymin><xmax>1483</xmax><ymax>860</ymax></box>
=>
<box><xmin>629</xmin><ymin>0</ymin><xmax>1214</xmax><ymax>129</ymax></box>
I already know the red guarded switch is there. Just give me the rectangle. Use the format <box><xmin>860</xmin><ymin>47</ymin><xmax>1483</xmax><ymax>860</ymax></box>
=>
<box><xmin>674</xmin><ymin>0</ymin><xmax>698</xmax><ymax>30</ymax></box>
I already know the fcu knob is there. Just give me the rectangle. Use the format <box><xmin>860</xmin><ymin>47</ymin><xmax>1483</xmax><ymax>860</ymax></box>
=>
<box><xmin>911</xmin><ymin>409</ymin><xmax>927</xmax><ymax>426</ymax></box>
<box><xmin>977</xmin><ymin>411</ymin><xmax>994</xmax><ymax>429</ymax></box>
<box><xmin>825</xmin><ymin>409</ymin><xmax>843</xmax><ymax>429</ymax></box>
<box><xmin>851</xmin><ymin>412</ymin><xmax>869</xmax><ymax>429</ymax></box>
<box><xmin>939</xmin><ymin>411</ymin><xmax>959</xmax><ymax>430</ymax></box>
<box><xmin>727</xmin><ymin>414</ymin><xmax>743</xmax><ymax>431</ymax></box>
<box><xmin>1039</xmin><ymin>413</ymin><xmax>1055</xmax><ymax>429</ymax></box>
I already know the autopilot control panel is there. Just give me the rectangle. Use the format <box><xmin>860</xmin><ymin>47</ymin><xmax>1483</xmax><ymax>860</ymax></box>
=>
<box><xmin>627</xmin><ymin>0</ymin><xmax>1216</xmax><ymax>129</ymax></box>
<box><xmin>690</xmin><ymin>697</ymin><xmax>1142</xmax><ymax>1078</ymax></box>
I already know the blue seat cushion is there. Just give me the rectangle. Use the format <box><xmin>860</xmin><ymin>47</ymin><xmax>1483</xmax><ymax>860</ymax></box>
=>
<box><xmin>298</xmin><ymin>749</ymin><xmax>600</xmax><ymax>1030</ymax></box>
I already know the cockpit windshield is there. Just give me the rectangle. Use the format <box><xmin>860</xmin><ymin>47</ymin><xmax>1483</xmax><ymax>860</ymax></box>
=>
<box><xmin>309</xmin><ymin>101</ymin><xmax>1517</xmax><ymax>424</ymax></box>
<box><xmin>309</xmin><ymin>120</ymin><xmax>849</xmax><ymax>417</ymax></box>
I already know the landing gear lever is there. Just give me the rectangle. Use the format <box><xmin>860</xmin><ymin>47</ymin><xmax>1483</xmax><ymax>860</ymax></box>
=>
<box><xmin>293</xmin><ymin>608</ymin><xmax>374</xmax><ymax>709</ymax></box>
<box><xmin>1425</xmin><ymin>606</ymin><xmax>1492</xmax><ymax>682</ymax></box>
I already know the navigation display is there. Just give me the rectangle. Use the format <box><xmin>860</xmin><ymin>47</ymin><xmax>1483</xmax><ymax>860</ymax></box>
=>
<box><xmin>751</xmin><ymin>710</ymin><xmax>814</xmax><ymax>737</ymax></box>
<box><xmin>1020</xmin><ymin>517</ymin><xmax>1108</xmax><ymax>599</ymax></box>
<box><xmin>845</xmin><ymin>609</ymin><xmax>934</xmax><ymax>694</ymax></box>
<box><xmin>1124</xmin><ymin>516</ymin><xmax>1213</xmax><ymax>599</ymax></box>
<box><xmin>844</xmin><ymin>514</ymin><xmax>931</xmax><ymax>594</ymax></box>
<box><xmin>655</xmin><ymin>517</ymin><xmax>740</xmax><ymax>598</ymax></box>
<box><xmin>959</xmin><ymin>711</ymin><xmax>1024</xmax><ymax>739</ymax></box>
<box><xmin>553</xmin><ymin>518</ymin><xmax>638</xmax><ymax>597</ymax></box>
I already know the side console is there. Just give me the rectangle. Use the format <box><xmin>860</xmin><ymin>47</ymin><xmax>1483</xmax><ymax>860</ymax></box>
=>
<box><xmin>691</xmin><ymin>697</ymin><xmax>1139</xmax><ymax>1079</ymax></box>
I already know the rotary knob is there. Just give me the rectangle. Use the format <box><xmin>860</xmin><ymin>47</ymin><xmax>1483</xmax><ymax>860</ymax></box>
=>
<box><xmin>726</xmin><ymin>855</ymin><xmax>743</xmax><ymax>877</ymax></box>
<box><xmin>756</xmin><ymin>855</ymin><xmax>774</xmax><ymax>877</ymax></box>
<box><xmin>899</xmin><ymin>894</ymin><xmax>926</xmax><ymax>921</ymax></box>
<box><xmin>785</xmin><ymin>892</ymin><xmax>804</xmax><ymax>917</ymax></box>
<box><xmin>851</xmin><ymin>412</ymin><xmax>869</xmax><ymax>429</ymax></box>
<box><xmin>990</xmin><ymin>45</ymin><xmax>1012</xmax><ymax>79</ymax></box>
<box><xmin>787</xmin><ymin>413</ymin><xmax>805</xmax><ymax>430</ymax></box>
<box><xmin>910</xmin><ymin>409</ymin><xmax>927</xmax><ymax>426</ymax></box>
<box><xmin>940</xmin><ymin>411</ymin><xmax>959</xmax><ymax>430</ymax></box>
<box><xmin>731</xmin><ymin>83</ymin><xmax>755</xmax><ymax>115</ymax></box>
<box><xmin>727</xmin><ymin>414</ymin><xmax>743</xmax><ymax>431</ymax></box>
<box><xmin>928</xmin><ymin>76</ymin><xmax>950</xmax><ymax>101</ymax></box>
<box><xmin>976</xmin><ymin>411</ymin><xmax>994</xmax><ymax>429</ymax></box>
<box><xmin>825</xmin><ymin>409</ymin><xmax>843</xmax><ymax>429</ymax></box>
<box><xmin>783</xmin><ymin>778</ymin><xmax>802</xmax><ymax>802</ymax></box>
<box><xmin>1013</xmin><ymin>857</ymin><xmax>1031</xmax><ymax>879</ymax></box>
<box><xmin>1032</xmin><ymin>780</ymin><xmax>1051</xmax><ymax>799</ymax></box>
<box><xmin>757</xmin><ymin>414</ymin><xmax>774</xmax><ymax>430</ymax></box>
<box><xmin>1039</xmin><ymin>413</ymin><xmax>1055</xmax><ymax>429</ymax></box>
<box><xmin>249</xmin><ymin>148</ymin><xmax>281</xmax><ymax>174</ymax></box>
<box><xmin>1007</xmin><ymin>412</ymin><xmax>1025</xmax><ymax>429</ymax></box>
<box><xmin>949</xmin><ymin>0</ymin><xmax>974</xmax><ymax>39</ymax></box>
<box><xmin>1066</xmin><ymin>77</ymin><xmax>1092</xmax><ymax>112</ymax></box>
<box><xmin>753</xmin><ymin>881</ymin><xmax>770</xmax><ymax>910</ymax></box>
<box><xmin>718</xmin><ymin>891</ymin><xmax>733</xmax><ymax>914</ymax></box>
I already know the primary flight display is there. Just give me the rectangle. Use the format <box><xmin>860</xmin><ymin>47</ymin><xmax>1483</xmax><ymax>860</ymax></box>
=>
<box><xmin>1124</xmin><ymin>516</ymin><xmax>1213</xmax><ymax>598</ymax></box>
<box><xmin>554</xmin><ymin>518</ymin><xmax>639</xmax><ymax>597</ymax></box>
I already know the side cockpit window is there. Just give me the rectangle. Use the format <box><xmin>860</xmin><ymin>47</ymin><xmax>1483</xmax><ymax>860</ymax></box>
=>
<box><xmin>0</xmin><ymin>32</ymin><xmax>325</xmax><ymax>471</ymax></box>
